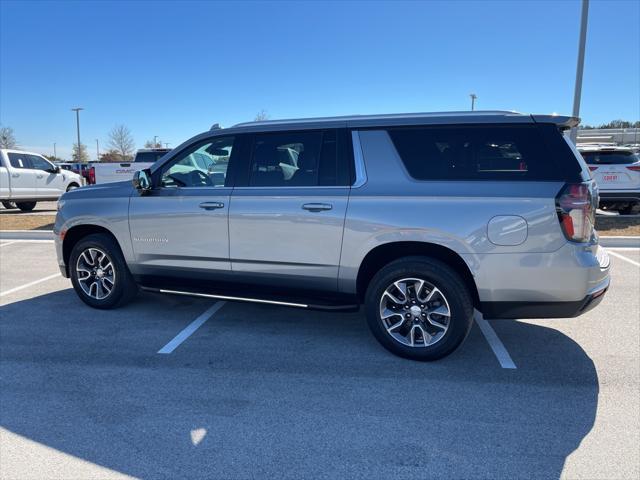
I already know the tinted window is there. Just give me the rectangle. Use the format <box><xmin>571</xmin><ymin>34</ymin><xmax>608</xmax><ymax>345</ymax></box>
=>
<box><xmin>161</xmin><ymin>136</ymin><xmax>233</xmax><ymax>188</ymax></box>
<box><xmin>389</xmin><ymin>125</ymin><xmax>563</xmax><ymax>181</ymax></box>
<box><xmin>29</xmin><ymin>155</ymin><xmax>52</xmax><ymax>171</ymax></box>
<box><xmin>581</xmin><ymin>151</ymin><xmax>639</xmax><ymax>165</ymax></box>
<box><xmin>249</xmin><ymin>130</ymin><xmax>338</xmax><ymax>187</ymax></box>
<box><xmin>135</xmin><ymin>151</ymin><xmax>170</xmax><ymax>163</ymax></box>
<box><xmin>7</xmin><ymin>153</ymin><xmax>30</xmax><ymax>169</ymax></box>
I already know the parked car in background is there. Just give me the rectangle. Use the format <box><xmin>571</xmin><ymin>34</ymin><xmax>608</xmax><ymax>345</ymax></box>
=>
<box><xmin>57</xmin><ymin>162</ymin><xmax>93</xmax><ymax>185</ymax></box>
<box><xmin>1</xmin><ymin>149</ymin><xmax>83</xmax><ymax>211</ymax></box>
<box><xmin>55</xmin><ymin>111</ymin><xmax>609</xmax><ymax>361</ymax></box>
<box><xmin>92</xmin><ymin>148</ymin><xmax>171</xmax><ymax>184</ymax></box>
<box><xmin>578</xmin><ymin>145</ymin><xmax>640</xmax><ymax>214</ymax></box>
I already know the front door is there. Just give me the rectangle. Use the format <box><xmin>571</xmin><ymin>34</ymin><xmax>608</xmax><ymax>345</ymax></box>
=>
<box><xmin>29</xmin><ymin>155</ymin><xmax>65</xmax><ymax>197</ymax></box>
<box><xmin>229</xmin><ymin>129</ymin><xmax>351</xmax><ymax>291</ymax></box>
<box><xmin>129</xmin><ymin>135</ymin><xmax>237</xmax><ymax>278</ymax></box>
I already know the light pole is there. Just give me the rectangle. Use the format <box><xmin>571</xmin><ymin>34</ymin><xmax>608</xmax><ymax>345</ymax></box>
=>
<box><xmin>96</xmin><ymin>139</ymin><xmax>100</xmax><ymax>161</ymax></box>
<box><xmin>153</xmin><ymin>135</ymin><xmax>158</xmax><ymax>148</ymax></box>
<box><xmin>164</xmin><ymin>142</ymin><xmax>170</xmax><ymax>149</ymax></box>
<box><xmin>570</xmin><ymin>0</ymin><xmax>589</xmax><ymax>143</ymax></box>
<box><xmin>53</xmin><ymin>142</ymin><xmax>57</xmax><ymax>159</ymax></box>
<box><xmin>470</xmin><ymin>93</ymin><xmax>477</xmax><ymax>111</ymax></box>
<box><xmin>71</xmin><ymin>107</ymin><xmax>84</xmax><ymax>162</ymax></box>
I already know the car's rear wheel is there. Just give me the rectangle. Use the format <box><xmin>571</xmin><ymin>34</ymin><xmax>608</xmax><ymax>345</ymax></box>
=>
<box><xmin>69</xmin><ymin>233</ymin><xmax>137</xmax><ymax>309</ymax></box>
<box><xmin>619</xmin><ymin>203</ymin><xmax>640</xmax><ymax>215</ymax></box>
<box><xmin>365</xmin><ymin>257</ymin><xmax>474</xmax><ymax>361</ymax></box>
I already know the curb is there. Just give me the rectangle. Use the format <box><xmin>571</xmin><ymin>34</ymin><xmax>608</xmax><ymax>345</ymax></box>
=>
<box><xmin>599</xmin><ymin>236</ymin><xmax>640</xmax><ymax>248</ymax></box>
<box><xmin>0</xmin><ymin>230</ymin><xmax>54</xmax><ymax>241</ymax></box>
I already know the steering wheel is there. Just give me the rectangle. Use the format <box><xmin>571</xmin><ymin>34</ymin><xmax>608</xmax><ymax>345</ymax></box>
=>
<box><xmin>189</xmin><ymin>169</ymin><xmax>214</xmax><ymax>187</ymax></box>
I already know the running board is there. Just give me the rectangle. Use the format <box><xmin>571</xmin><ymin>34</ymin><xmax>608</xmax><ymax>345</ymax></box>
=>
<box><xmin>140</xmin><ymin>286</ymin><xmax>359</xmax><ymax>311</ymax></box>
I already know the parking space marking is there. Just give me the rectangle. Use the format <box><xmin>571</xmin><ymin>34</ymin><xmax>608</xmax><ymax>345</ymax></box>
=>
<box><xmin>0</xmin><ymin>273</ymin><xmax>61</xmax><ymax>298</ymax></box>
<box><xmin>474</xmin><ymin>312</ymin><xmax>517</xmax><ymax>369</ymax></box>
<box><xmin>607</xmin><ymin>250</ymin><xmax>640</xmax><ymax>267</ymax></box>
<box><xmin>0</xmin><ymin>241</ymin><xmax>20</xmax><ymax>247</ymax></box>
<box><xmin>158</xmin><ymin>302</ymin><xmax>226</xmax><ymax>354</ymax></box>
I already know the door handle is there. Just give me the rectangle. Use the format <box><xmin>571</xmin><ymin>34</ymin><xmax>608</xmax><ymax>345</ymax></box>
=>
<box><xmin>36</xmin><ymin>174</ymin><xmax>44</xmax><ymax>179</ymax></box>
<box><xmin>199</xmin><ymin>201</ymin><xmax>225</xmax><ymax>210</ymax></box>
<box><xmin>302</xmin><ymin>203</ymin><xmax>333</xmax><ymax>212</ymax></box>
<box><xmin>11</xmin><ymin>174</ymin><xmax>19</xmax><ymax>178</ymax></box>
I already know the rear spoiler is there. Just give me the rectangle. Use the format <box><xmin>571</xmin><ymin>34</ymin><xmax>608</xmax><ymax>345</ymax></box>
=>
<box><xmin>531</xmin><ymin>114</ymin><xmax>580</xmax><ymax>131</ymax></box>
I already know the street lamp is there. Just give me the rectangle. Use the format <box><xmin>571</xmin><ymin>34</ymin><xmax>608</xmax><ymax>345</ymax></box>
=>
<box><xmin>153</xmin><ymin>135</ymin><xmax>158</xmax><ymax>148</ymax></box>
<box><xmin>71</xmin><ymin>107</ymin><xmax>84</xmax><ymax>162</ymax></box>
<box><xmin>570</xmin><ymin>0</ymin><xmax>589</xmax><ymax>143</ymax></box>
<box><xmin>96</xmin><ymin>139</ymin><xmax>100</xmax><ymax>161</ymax></box>
<box><xmin>53</xmin><ymin>142</ymin><xmax>57</xmax><ymax>159</ymax></box>
<box><xmin>470</xmin><ymin>94</ymin><xmax>477</xmax><ymax>111</ymax></box>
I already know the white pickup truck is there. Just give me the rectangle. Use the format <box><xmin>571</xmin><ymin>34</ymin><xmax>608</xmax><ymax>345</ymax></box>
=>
<box><xmin>92</xmin><ymin>148</ymin><xmax>170</xmax><ymax>184</ymax></box>
<box><xmin>1</xmin><ymin>149</ymin><xmax>83</xmax><ymax>211</ymax></box>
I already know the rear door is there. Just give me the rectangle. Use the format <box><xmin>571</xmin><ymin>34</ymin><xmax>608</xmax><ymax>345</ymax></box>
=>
<box><xmin>5</xmin><ymin>152</ymin><xmax>38</xmax><ymax>198</ymax></box>
<box><xmin>228</xmin><ymin>129</ymin><xmax>352</xmax><ymax>291</ymax></box>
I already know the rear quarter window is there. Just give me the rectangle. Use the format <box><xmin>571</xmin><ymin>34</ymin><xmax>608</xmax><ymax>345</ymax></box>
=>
<box><xmin>7</xmin><ymin>153</ymin><xmax>30</xmax><ymax>169</ymax></box>
<box><xmin>388</xmin><ymin>124</ymin><xmax>582</xmax><ymax>182</ymax></box>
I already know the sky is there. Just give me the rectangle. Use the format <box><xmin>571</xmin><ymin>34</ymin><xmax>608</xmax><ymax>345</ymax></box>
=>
<box><xmin>1</xmin><ymin>0</ymin><xmax>639</xmax><ymax>160</ymax></box>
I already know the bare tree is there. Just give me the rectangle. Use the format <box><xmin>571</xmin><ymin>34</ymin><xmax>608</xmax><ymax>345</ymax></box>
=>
<box><xmin>0</xmin><ymin>126</ymin><xmax>18</xmax><ymax>148</ymax></box>
<box><xmin>72</xmin><ymin>143</ymin><xmax>90</xmax><ymax>163</ymax></box>
<box><xmin>144</xmin><ymin>139</ymin><xmax>162</xmax><ymax>148</ymax></box>
<box><xmin>107</xmin><ymin>125</ymin><xmax>135</xmax><ymax>161</ymax></box>
<box><xmin>254</xmin><ymin>110</ymin><xmax>270</xmax><ymax>121</ymax></box>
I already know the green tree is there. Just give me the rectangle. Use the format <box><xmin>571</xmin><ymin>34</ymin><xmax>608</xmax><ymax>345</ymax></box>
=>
<box><xmin>72</xmin><ymin>143</ymin><xmax>90</xmax><ymax>163</ymax></box>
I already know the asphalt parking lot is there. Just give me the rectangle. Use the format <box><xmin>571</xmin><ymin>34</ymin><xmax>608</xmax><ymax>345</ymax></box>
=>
<box><xmin>0</xmin><ymin>240</ymin><xmax>638</xmax><ymax>479</ymax></box>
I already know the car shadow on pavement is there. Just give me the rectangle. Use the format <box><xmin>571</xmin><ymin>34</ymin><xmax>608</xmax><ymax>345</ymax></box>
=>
<box><xmin>1</xmin><ymin>290</ymin><xmax>598</xmax><ymax>479</ymax></box>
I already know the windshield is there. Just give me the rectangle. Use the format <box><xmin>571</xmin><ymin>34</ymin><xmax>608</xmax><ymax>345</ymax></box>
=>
<box><xmin>580</xmin><ymin>151</ymin><xmax>639</xmax><ymax>165</ymax></box>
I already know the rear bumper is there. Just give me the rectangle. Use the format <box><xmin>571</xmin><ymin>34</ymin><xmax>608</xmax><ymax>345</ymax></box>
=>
<box><xmin>480</xmin><ymin>277</ymin><xmax>609</xmax><ymax>319</ymax></box>
<box><xmin>599</xmin><ymin>190</ymin><xmax>640</xmax><ymax>202</ymax></box>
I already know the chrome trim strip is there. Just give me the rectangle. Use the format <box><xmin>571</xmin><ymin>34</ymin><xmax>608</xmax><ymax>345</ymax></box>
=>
<box><xmin>351</xmin><ymin>131</ymin><xmax>368</xmax><ymax>188</ymax></box>
<box><xmin>156</xmin><ymin>288</ymin><xmax>309</xmax><ymax>308</ymax></box>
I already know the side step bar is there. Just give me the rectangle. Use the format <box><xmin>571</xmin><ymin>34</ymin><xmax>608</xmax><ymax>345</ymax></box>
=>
<box><xmin>140</xmin><ymin>286</ymin><xmax>360</xmax><ymax>312</ymax></box>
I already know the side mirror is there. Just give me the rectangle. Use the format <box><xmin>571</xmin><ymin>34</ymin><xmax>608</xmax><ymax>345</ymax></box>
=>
<box><xmin>48</xmin><ymin>166</ymin><xmax>60</xmax><ymax>174</ymax></box>
<box><xmin>132</xmin><ymin>168</ymin><xmax>152</xmax><ymax>195</ymax></box>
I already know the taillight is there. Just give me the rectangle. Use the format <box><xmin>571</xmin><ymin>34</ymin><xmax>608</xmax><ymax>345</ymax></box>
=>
<box><xmin>588</xmin><ymin>166</ymin><xmax>598</xmax><ymax>171</ymax></box>
<box><xmin>556</xmin><ymin>183</ymin><xmax>595</xmax><ymax>243</ymax></box>
<box><xmin>626</xmin><ymin>165</ymin><xmax>640</xmax><ymax>172</ymax></box>
<box><xmin>88</xmin><ymin>166</ymin><xmax>96</xmax><ymax>184</ymax></box>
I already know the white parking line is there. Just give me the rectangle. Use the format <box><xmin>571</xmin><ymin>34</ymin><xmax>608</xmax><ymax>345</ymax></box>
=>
<box><xmin>474</xmin><ymin>312</ymin><xmax>517</xmax><ymax>369</ymax></box>
<box><xmin>0</xmin><ymin>241</ymin><xmax>21</xmax><ymax>247</ymax></box>
<box><xmin>0</xmin><ymin>273</ymin><xmax>61</xmax><ymax>298</ymax></box>
<box><xmin>158</xmin><ymin>302</ymin><xmax>226</xmax><ymax>354</ymax></box>
<box><xmin>607</xmin><ymin>250</ymin><xmax>640</xmax><ymax>268</ymax></box>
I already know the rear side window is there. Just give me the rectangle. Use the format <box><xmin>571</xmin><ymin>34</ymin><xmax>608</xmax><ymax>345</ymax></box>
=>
<box><xmin>249</xmin><ymin>130</ymin><xmax>342</xmax><ymax>187</ymax></box>
<box><xmin>7</xmin><ymin>153</ymin><xmax>30</xmax><ymax>169</ymax></box>
<box><xmin>580</xmin><ymin>151</ymin><xmax>639</xmax><ymax>165</ymax></box>
<box><xmin>388</xmin><ymin>125</ymin><xmax>577</xmax><ymax>181</ymax></box>
<box><xmin>135</xmin><ymin>151</ymin><xmax>169</xmax><ymax>163</ymax></box>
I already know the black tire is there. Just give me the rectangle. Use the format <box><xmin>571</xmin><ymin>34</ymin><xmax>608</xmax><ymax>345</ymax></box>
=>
<box><xmin>619</xmin><ymin>203</ymin><xmax>639</xmax><ymax>215</ymax></box>
<box><xmin>66</xmin><ymin>183</ymin><xmax>80</xmax><ymax>192</ymax></box>
<box><xmin>69</xmin><ymin>233</ymin><xmax>138</xmax><ymax>309</ymax></box>
<box><xmin>2</xmin><ymin>201</ymin><xmax>16</xmax><ymax>209</ymax></box>
<box><xmin>364</xmin><ymin>256</ymin><xmax>474</xmax><ymax>361</ymax></box>
<box><xmin>16</xmin><ymin>201</ymin><xmax>36</xmax><ymax>212</ymax></box>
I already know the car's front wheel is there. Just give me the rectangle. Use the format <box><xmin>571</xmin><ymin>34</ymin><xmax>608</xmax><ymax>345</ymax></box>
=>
<box><xmin>69</xmin><ymin>233</ymin><xmax>137</xmax><ymax>309</ymax></box>
<box><xmin>365</xmin><ymin>257</ymin><xmax>474</xmax><ymax>361</ymax></box>
<box><xmin>16</xmin><ymin>201</ymin><xmax>36</xmax><ymax>211</ymax></box>
<box><xmin>2</xmin><ymin>201</ymin><xmax>16</xmax><ymax>209</ymax></box>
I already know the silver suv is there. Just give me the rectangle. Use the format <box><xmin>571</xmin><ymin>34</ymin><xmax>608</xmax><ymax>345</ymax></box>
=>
<box><xmin>54</xmin><ymin>111</ymin><xmax>610</xmax><ymax>360</ymax></box>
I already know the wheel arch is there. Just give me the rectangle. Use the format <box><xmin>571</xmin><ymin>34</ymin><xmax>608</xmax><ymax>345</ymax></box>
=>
<box><xmin>355</xmin><ymin>241</ymin><xmax>480</xmax><ymax>307</ymax></box>
<box><xmin>62</xmin><ymin>224</ymin><xmax>123</xmax><ymax>275</ymax></box>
